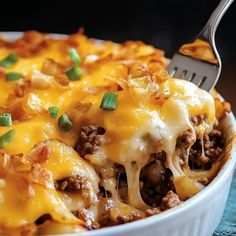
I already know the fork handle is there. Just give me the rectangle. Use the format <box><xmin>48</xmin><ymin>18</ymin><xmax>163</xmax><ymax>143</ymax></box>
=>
<box><xmin>198</xmin><ymin>0</ymin><xmax>234</xmax><ymax>41</ymax></box>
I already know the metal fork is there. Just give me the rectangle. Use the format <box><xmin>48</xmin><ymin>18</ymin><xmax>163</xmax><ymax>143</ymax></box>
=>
<box><xmin>167</xmin><ymin>0</ymin><xmax>234</xmax><ymax>92</ymax></box>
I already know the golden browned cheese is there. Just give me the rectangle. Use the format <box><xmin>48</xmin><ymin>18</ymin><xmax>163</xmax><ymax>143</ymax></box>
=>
<box><xmin>179</xmin><ymin>39</ymin><xmax>218</xmax><ymax>64</ymax></box>
<box><xmin>0</xmin><ymin>31</ymin><xmax>229</xmax><ymax>235</ymax></box>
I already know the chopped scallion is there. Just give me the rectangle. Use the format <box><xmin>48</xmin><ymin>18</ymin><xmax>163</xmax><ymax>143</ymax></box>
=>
<box><xmin>58</xmin><ymin>114</ymin><xmax>73</xmax><ymax>132</ymax></box>
<box><xmin>100</xmin><ymin>93</ymin><xmax>118</xmax><ymax>111</ymax></box>
<box><xmin>68</xmin><ymin>48</ymin><xmax>81</xmax><ymax>66</ymax></box>
<box><xmin>6</xmin><ymin>72</ymin><xmax>23</xmax><ymax>81</ymax></box>
<box><xmin>65</xmin><ymin>66</ymin><xmax>83</xmax><ymax>81</ymax></box>
<box><xmin>0</xmin><ymin>54</ymin><xmax>19</xmax><ymax>68</ymax></box>
<box><xmin>0</xmin><ymin>114</ymin><xmax>12</xmax><ymax>126</ymax></box>
<box><xmin>0</xmin><ymin>129</ymin><xmax>15</xmax><ymax>148</ymax></box>
<box><xmin>48</xmin><ymin>106</ymin><xmax>59</xmax><ymax>118</ymax></box>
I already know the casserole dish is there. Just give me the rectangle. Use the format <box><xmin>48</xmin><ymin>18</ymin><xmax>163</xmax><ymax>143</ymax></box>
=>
<box><xmin>0</xmin><ymin>32</ymin><xmax>235</xmax><ymax>236</ymax></box>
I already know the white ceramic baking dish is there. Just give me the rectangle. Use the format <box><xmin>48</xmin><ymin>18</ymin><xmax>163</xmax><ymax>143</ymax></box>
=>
<box><xmin>0</xmin><ymin>32</ymin><xmax>235</xmax><ymax>236</ymax></box>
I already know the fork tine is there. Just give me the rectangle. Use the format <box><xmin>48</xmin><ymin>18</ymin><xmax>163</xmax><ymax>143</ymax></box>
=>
<box><xmin>168</xmin><ymin>67</ymin><xmax>178</xmax><ymax>77</ymax></box>
<box><xmin>187</xmin><ymin>73</ymin><xmax>196</xmax><ymax>82</ymax></box>
<box><xmin>183</xmin><ymin>71</ymin><xmax>194</xmax><ymax>81</ymax></box>
<box><xmin>192</xmin><ymin>74</ymin><xmax>206</xmax><ymax>87</ymax></box>
<box><xmin>174</xmin><ymin>69</ymin><xmax>186</xmax><ymax>78</ymax></box>
<box><xmin>198</xmin><ymin>76</ymin><xmax>207</xmax><ymax>88</ymax></box>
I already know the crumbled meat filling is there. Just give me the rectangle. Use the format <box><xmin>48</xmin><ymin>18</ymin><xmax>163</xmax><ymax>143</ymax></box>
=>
<box><xmin>116</xmin><ymin>212</ymin><xmax>144</xmax><ymax>224</ymax></box>
<box><xmin>54</xmin><ymin>174</ymin><xmax>88</xmax><ymax>192</ymax></box>
<box><xmin>76</xmin><ymin>125</ymin><xmax>105</xmax><ymax>157</ymax></box>
<box><xmin>140</xmin><ymin>152</ymin><xmax>174</xmax><ymax>207</ymax></box>
<box><xmin>189</xmin><ymin>128</ymin><xmax>224</xmax><ymax>166</ymax></box>
<box><xmin>55</xmin><ymin>174</ymin><xmax>93</xmax><ymax>208</ymax></box>
<box><xmin>141</xmin><ymin>177</ymin><xmax>172</xmax><ymax>207</ymax></box>
<box><xmin>72</xmin><ymin>210</ymin><xmax>100</xmax><ymax>230</ymax></box>
<box><xmin>204</xmin><ymin>129</ymin><xmax>224</xmax><ymax>158</ymax></box>
<box><xmin>97</xmin><ymin>198</ymin><xmax>116</xmax><ymax>227</ymax></box>
<box><xmin>160</xmin><ymin>190</ymin><xmax>182</xmax><ymax>211</ymax></box>
<box><xmin>97</xmin><ymin>197</ymin><xmax>146</xmax><ymax>227</ymax></box>
<box><xmin>191</xmin><ymin>114</ymin><xmax>207</xmax><ymax>126</ymax></box>
<box><xmin>145</xmin><ymin>207</ymin><xmax>161</xmax><ymax>216</ymax></box>
<box><xmin>176</xmin><ymin>129</ymin><xmax>195</xmax><ymax>149</ymax></box>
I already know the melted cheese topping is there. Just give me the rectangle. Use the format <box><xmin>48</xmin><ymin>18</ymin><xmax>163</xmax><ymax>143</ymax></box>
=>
<box><xmin>179</xmin><ymin>39</ymin><xmax>217</xmax><ymax>64</ymax></box>
<box><xmin>80</xmin><ymin>79</ymin><xmax>215</xmax><ymax>209</ymax></box>
<box><xmin>0</xmin><ymin>31</ymin><xmax>222</xmax><ymax>235</ymax></box>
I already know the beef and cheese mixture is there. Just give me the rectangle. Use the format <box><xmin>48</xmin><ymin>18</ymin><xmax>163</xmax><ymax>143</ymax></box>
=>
<box><xmin>0</xmin><ymin>31</ymin><xmax>230</xmax><ymax>235</ymax></box>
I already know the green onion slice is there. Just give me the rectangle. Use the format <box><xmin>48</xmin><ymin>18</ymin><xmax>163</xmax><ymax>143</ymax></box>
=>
<box><xmin>0</xmin><ymin>54</ymin><xmax>19</xmax><ymax>68</ymax></box>
<box><xmin>68</xmin><ymin>48</ymin><xmax>81</xmax><ymax>66</ymax></box>
<box><xmin>0</xmin><ymin>129</ymin><xmax>15</xmax><ymax>148</ymax></box>
<box><xmin>6</xmin><ymin>72</ymin><xmax>23</xmax><ymax>81</ymax></box>
<box><xmin>100</xmin><ymin>93</ymin><xmax>118</xmax><ymax>111</ymax></box>
<box><xmin>58</xmin><ymin>114</ymin><xmax>73</xmax><ymax>132</ymax></box>
<box><xmin>65</xmin><ymin>66</ymin><xmax>83</xmax><ymax>81</ymax></box>
<box><xmin>0</xmin><ymin>114</ymin><xmax>12</xmax><ymax>126</ymax></box>
<box><xmin>48</xmin><ymin>106</ymin><xmax>59</xmax><ymax>118</ymax></box>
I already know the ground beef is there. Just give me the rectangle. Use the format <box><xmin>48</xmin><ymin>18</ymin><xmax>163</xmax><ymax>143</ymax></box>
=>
<box><xmin>72</xmin><ymin>210</ymin><xmax>100</xmax><ymax>230</ymax></box>
<box><xmin>160</xmin><ymin>190</ymin><xmax>182</xmax><ymax>211</ymax></box>
<box><xmin>55</xmin><ymin>174</ymin><xmax>93</xmax><ymax>208</ymax></box>
<box><xmin>145</xmin><ymin>207</ymin><xmax>161</xmax><ymax>216</ymax></box>
<box><xmin>54</xmin><ymin>174</ymin><xmax>88</xmax><ymax>192</ymax></box>
<box><xmin>141</xmin><ymin>181</ymin><xmax>167</xmax><ymax>207</ymax></box>
<box><xmin>116</xmin><ymin>212</ymin><xmax>144</xmax><ymax>224</ymax></box>
<box><xmin>189</xmin><ymin>128</ymin><xmax>224</xmax><ymax>166</ymax></box>
<box><xmin>76</xmin><ymin>125</ymin><xmax>105</xmax><ymax>157</ymax></box>
<box><xmin>97</xmin><ymin>198</ymin><xmax>116</xmax><ymax>227</ymax></box>
<box><xmin>176</xmin><ymin>129</ymin><xmax>195</xmax><ymax>149</ymax></box>
<box><xmin>115</xmin><ymin>152</ymin><xmax>173</xmax><ymax>207</ymax></box>
<box><xmin>97</xmin><ymin>197</ymin><xmax>145</xmax><ymax>226</ymax></box>
<box><xmin>204</xmin><ymin>129</ymin><xmax>224</xmax><ymax>158</ymax></box>
<box><xmin>141</xmin><ymin>161</ymin><xmax>165</xmax><ymax>186</ymax></box>
<box><xmin>140</xmin><ymin>152</ymin><xmax>174</xmax><ymax>207</ymax></box>
<box><xmin>191</xmin><ymin>114</ymin><xmax>207</xmax><ymax>126</ymax></box>
<box><xmin>96</xmin><ymin>198</ymin><xmax>138</xmax><ymax>227</ymax></box>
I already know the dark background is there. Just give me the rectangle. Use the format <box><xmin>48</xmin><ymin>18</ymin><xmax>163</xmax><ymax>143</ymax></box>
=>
<box><xmin>0</xmin><ymin>0</ymin><xmax>235</xmax><ymax>112</ymax></box>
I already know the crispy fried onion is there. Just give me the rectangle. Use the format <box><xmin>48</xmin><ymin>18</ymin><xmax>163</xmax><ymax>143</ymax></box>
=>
<box><xmin>126</xmin><ymin>63</ymin><xmax>172</xmax><ymax>107</ymax></box>
<box><xmin>0</xmin><ymin>142</ymin><xmax>53</xmax><ymax>190</ymax></box>
<box><xmin>41</xmin><ymin>58</ymin><xmax>70</xmax><ymax>86</ymax></box>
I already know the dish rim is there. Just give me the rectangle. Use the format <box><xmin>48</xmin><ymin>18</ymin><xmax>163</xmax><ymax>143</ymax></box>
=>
<box><xmin>0</xmin><ymin>31</ymin><xmax>235</xmax><ymax>235</ymax></box>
